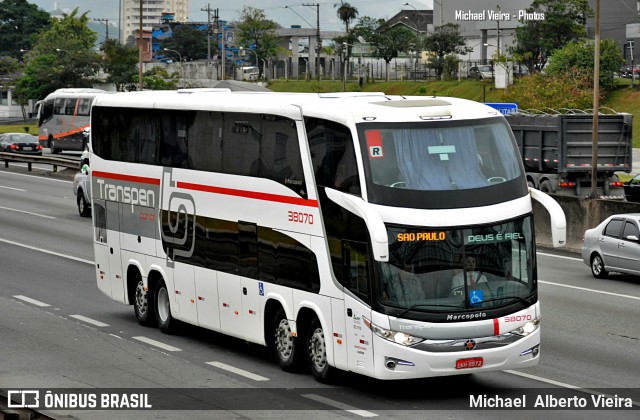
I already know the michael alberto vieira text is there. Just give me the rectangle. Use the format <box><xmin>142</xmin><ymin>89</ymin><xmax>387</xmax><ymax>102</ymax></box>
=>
<box><xmin>470</xmin><ymin>394</ymin><xmax>633</xmax><ymax>409</ymax></box>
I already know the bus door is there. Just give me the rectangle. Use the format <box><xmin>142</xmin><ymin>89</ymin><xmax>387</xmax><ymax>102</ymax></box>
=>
<box><xmin>342</xmin><ymin>240</ymin><xmax>375</xmax><ymax>373</ymax></box>
<box><xmin>93</xmin><ymin>199</ymin><xmax>111</xmax><ymax>297</ymax></box>
<box><xmin>106</xmin><ymin>201</ymin><xmax>125</xmax><ymax>303</ymax></box>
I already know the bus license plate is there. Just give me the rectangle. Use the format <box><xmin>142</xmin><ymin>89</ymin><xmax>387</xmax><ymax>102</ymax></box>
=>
<box><xmin>456</xmin><ymin>357</ymin><xmax>483</xmax><ymax>369</ymax></box>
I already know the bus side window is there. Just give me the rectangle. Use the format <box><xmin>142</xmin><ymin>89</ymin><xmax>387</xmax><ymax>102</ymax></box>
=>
<box><xmin>53</xmin><ymin>98</ymin><xmax>65</xmax><ymax>115</ymax></box>
<box><xmin>342</xmin><ymin>240</ymin><xmax>370</xmax><ymax>302</ymax></box>
<box><xmin>64</xmin><ymin>98</ymin><xmax>77</xmax><ymax>116</ymax></box>
<box><xmin>305</xmin><ymin>118</ymin><xmax>361</xmax><ymax>196</ymax></box>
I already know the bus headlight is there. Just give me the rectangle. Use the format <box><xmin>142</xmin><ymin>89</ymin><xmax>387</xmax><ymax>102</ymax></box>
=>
<box><xmin>511</xmin><ymin>319</ymin><xmax>540</xmax><ymax>336</ymax></box>
<box><xmin>363</xmin><ymin>317</ymin><xmax>425</xmax><ymax>346</ymax></box>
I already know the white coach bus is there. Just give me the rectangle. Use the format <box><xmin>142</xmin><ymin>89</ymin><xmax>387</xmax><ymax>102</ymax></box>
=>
<box><xmin>36</xmin><ymin>88</ymin><xmax>105</xmax><ymax>153</ymax></box>
<box><xmin>89</xmin><ymin>90</ymin><xmax>566</xmax><ymax>382</ymax></box>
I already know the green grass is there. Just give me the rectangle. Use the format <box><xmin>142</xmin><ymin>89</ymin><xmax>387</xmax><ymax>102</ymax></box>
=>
<box><xmin>268</xmin><ymin>78</ymin><xmax>640</xmax><ymax>147</ymax></box>
<box><xmin>0</xmin><ymin>123</ymin><xmax>38</xmax><ymax>135</ymax></box>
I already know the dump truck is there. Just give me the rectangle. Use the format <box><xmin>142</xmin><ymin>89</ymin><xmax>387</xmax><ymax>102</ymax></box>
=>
<box><xmin>505</xmin><ymin>112</ymin><xmax>633</xmax><ymax>199</ymax></box>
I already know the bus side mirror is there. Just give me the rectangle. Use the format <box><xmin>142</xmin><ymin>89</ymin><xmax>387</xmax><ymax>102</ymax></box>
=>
<box><xmin>530</xmin><ymin>188</ymin><xmax>566</xmax><ymax>247</ymax></box>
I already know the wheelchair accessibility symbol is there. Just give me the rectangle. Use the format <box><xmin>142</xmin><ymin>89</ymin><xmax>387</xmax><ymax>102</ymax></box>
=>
<box><xmin>469</xmin><ymin>289</ymin><xmax>484</xmax><ymax>305</ymax></box>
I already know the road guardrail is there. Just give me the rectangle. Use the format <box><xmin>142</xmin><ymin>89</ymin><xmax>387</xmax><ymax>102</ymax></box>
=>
<box><xmin>0</xmin><ymin>152</ymin><xmax>80</xmax><ymax>172</ymax></box>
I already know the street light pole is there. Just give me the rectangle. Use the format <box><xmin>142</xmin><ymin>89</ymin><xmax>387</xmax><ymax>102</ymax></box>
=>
<box><xmin>164</xmin><ymin>48</ymin><xmax>183</xmax><ymax>82</ymax></box>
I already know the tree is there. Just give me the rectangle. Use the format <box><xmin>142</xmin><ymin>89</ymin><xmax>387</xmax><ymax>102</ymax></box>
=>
<box><xmin>0</xmin><ymin>0</ymin><xmax>51</xmax><ymax>57</ymax></box>
<box><xmin>236</xmin><ymin>7</ymin><xmax>278</xmax><ymax>78</ymax></box>
<box><xmin>422</xmin><ymin>23</ymin><xmax>471</xmax><ymax>79</ymax></box>
<box><xmin>142</xmin><ymin>66</ymin><xmax>177</xmax><ymax>90</ymax></box>
<box><xmin>354</xmin><ymin>17</ymin><xmax>417</xmax><ymax>82</ymax></box>
<box><xmin>102</xmin><ymin>38</ymin><xmax>139</xmax><ymax>91</ymax></box>
<box><xmin>334</xmin><ymin>1</ymin><xmax>359</xmax><ymax>74</ymax></box>
<box><xmin>14</xmin><ymin>8</ymin><xmax>101</xmax><ymax>102</ymax></box>
<box><xmin>544</xmin><ymin>39</ymin><xmax>624</xmax><ymax>91</ymax></box>
<box><xmin>161</xmin><ymin>25</ymin><xmax>209</xmax><ymax>62</ymax></box>
<box><xmin>510</xmin><ymin>0</ymin><xmax>592</xmax><ymax>73</ymax></box>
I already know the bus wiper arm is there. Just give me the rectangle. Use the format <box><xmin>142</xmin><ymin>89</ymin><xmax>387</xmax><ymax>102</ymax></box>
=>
<box><xmin>399</xmin><ymin>303</ymin><xmax>461</xmax><ymax>316</ymax></box>
<box><xmin>478</xmin><ymin>296</ymin><xmax>531</xmax><ymax>306</ymax></box>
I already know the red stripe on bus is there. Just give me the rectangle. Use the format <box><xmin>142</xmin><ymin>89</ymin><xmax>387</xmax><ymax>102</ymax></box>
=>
<box><xmin>493</xmin><ymin>318</ymin><xmax>500</xmax><ymax>336</ymax></box>
<box><xmin>177</xmin><ymin>181</ymin><xmax>318</xmax><ymax>208</ymax></box>
<box><xmin>92</xmin><ymin>171</ymin><xmax>161</xmax><ymax>185</ymax></box>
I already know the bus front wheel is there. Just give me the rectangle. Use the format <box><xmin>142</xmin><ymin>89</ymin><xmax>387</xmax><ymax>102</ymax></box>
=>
<box><xmin>49</xmin><ymin>139</ymin><xmax>60</xmax><ymax>154</ymax></box>
<box><xmin>273</xmin><ymin>308</ymin><xmax>302</xmax><ymax>371</ymax></box>
<box><xmin>154</xmin><ymin>278</ymin><xmax>175</xmax><ymax>333</ymax></box>
<box><xmin>307</xmin><ymin>317</ymin><xmax>336</xmax><ymax>383</ymax></box>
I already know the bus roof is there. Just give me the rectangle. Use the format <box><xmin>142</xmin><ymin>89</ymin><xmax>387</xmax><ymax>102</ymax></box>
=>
<box><xmin>91</xmin><ymin>90</ymin><xmax>504</xmax><ymax>125</ymax></box>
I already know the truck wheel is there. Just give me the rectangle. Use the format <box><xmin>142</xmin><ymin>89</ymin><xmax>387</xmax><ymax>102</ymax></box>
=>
<box><xmin>540</xmin><ymin>180</ymin><xmax>554</xmax><ymax>193</ymax></box>
<box><xmin>77</xmin><ymin>190</ymin><xmax>91</xmax><ymax>217</ymax></box>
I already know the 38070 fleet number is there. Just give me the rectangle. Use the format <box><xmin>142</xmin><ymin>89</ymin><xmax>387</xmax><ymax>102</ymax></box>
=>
<box><xmin>288</xmin><ymin>211</ymin><xmax>314</xmax><ymax>224</ymax></box>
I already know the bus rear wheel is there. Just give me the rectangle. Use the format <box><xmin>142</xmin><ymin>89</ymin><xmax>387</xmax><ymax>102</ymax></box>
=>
<box><xmin>154</xmin><ymin>278</ymin><xmax>175</xmax><ymax>333</ymax></box>
<box><xmin>307</xmin><ymin>317</ymin><xmax>335</xmax><ymax>383</ymax></box>
<box><xmin>49</xmin><ymin>139</ymin><xmax>60</xmax><ymax>154</ymax></box>
<box><xmin>273</xmin><ymin>308</ymin><xmax>302</xmax><ymax>371</ymax></box>
<box><xmin>133</xmin><ymin>272</ymin><xmax>155</xmax><ymax>326</ymax></box>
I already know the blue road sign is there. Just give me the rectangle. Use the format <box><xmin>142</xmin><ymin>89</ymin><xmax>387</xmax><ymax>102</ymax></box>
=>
<box><xmin>484</xmin><ymin>102</ymin><xmax>518</xmax><ymax>115</ymax></box>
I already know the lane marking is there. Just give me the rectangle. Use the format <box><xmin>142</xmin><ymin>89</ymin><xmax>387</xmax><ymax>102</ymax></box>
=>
<box><xmin>70</xmin><ymin>314</ymin><xmax>110</xmax><ymax>327</ymax></box>
<box><xmin>539</xmin><ymin>280</ymin><xmax>640</xmax><ymax>301</ymax></box>
<box><xmin>0</xmin><ymin>205</ymin><xmax>55</xmax><ymax>219</ymax></box>
<box><xmin>302</xmin><ymin>394</ymin><xmax>378</xmax><ymax>417</ymax></box>
<box><xmin>206</xmin><ymin>361</ymin><xmax>269</xmax><ymax>381</ymax></box>
<box><xmin>132</xmin><ymin>336</ymin><xmax>182</xmax><ymax>352</ymax></box>
<box><xmin>13</xmin><ymin>295</ymin><xmax>50</xmax><ymax>307</ymax></box>
<box><xmin>0</xmin><ymin>170</ymin><xmax>73</xmax><ymax>184</ymax></box>
<box><xmin>0</xmin><ymin>237</ymin><xmax>94</xmax><ymax>265</ymax></box>
<box><xmin>537</xmin><ymin>251</ymin><xmax>581</xmax><ymax>262</ymax></box>
<box><xmin>505</xmin><ymin>370</ymin><xmax>640</xmax><ymax>407</ymax></box>
<box><xmin>0</xmin><ymin>185</ymin><xmax>26</xmax><ymax>192</ymax></box>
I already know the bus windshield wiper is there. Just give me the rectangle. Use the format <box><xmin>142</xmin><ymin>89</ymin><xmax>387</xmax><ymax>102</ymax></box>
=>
<box><xmin>399</xmin><ymin>303</ymin><xmax>461</xmax><ymax>316</ymax></box>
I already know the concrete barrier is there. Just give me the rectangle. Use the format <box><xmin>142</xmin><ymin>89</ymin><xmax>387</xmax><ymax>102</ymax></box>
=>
<box><xmin>533</xmin><ymin>194</ymin><xmax>640</xmax><ymax>253</ymax></box>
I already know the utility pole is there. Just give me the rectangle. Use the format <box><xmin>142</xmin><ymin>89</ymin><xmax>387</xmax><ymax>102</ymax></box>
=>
<box><xmin>201</xmin><ymin>3</ymin><xmax>213</xmax><ymax>61</ymax></box>
<box><xmin>590</xmin><ymin>0</ymin><xmax>601</xmax><ymax>199</ymax></box>
<box><xmin>303</xmin><ymin>3</ymin><xmax>321</xmax><ymax>81</ymax></box>
<box><xmin>94</xmin><ymin>18</ymin><xmax>110</xmax><ymax>42</ymax></box>
<box><xmin>138</xmin><ymin>0</ymin><xmax>143</xmax><ymax>90</ymax></box>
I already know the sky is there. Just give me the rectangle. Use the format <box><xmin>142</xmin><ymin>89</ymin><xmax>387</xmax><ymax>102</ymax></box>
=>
<box><xmin>29</xmin><ymin>0</ymin><xmax>435</xmax><ymax>32</ymax></box>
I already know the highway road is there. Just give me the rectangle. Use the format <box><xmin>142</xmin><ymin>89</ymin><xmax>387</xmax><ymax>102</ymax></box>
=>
<box><xmin>0</xmin><ymin>166</ymin><xmax>638</xmax><ymax>419</ymax></box>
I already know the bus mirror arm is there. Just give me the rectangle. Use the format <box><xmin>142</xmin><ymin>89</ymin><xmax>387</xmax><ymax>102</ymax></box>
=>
<box><xmin>529</xmin><ymin>188</ymin><xmax>566</xmax><ymax>248</ymax></box>
<box><xmin>325</xmin><ymin>188</ymin><xmax>389</xmax><ymax>262</ymax></box>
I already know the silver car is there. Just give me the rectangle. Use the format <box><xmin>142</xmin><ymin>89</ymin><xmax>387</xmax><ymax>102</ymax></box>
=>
<box><xmin>581</xmin><ymin>214</ymin><xmax>640</xmax><ymax>278</ymax></box>
<box><xmin>72</xmin><ymin>151</ymin><xmax>91</xmax><ymax>217</ymax></box>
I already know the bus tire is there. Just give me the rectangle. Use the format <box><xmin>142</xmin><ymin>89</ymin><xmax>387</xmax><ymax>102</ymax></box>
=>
<box><xmin>273</xmin><ymin>308</ymin><xmax>302</xmax><ymax>372</ymax></box>
<box><xmin>307</xmin><ymin>316</ymin><xmax>336</xmax><ymax>383</ymax></box>
<box><xmin>154</xmin><ymin>278</ymin><xmax>176</xmax><ymax>333</ymax></box>
<box><xmin>133</xmin><ymin>271</ymin><xmax>155</xmax><ymax>326</ymax></box>
<box><xmin>77</xmin><ymin>190</ymin><xmax>91</xmax><ymax>217</ymax></box>
<box><xmin>50</xmin><ymin>139</ymin><xmax>60</xmax><ymax>154</ymax></box>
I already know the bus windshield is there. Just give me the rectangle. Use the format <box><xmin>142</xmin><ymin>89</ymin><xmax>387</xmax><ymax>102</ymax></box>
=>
<box><xmin>377</xmin><ymin>215</ymin><xmax>536</xmax><ymax>317</ymax></box>
<box><xmin>362</xmin><ymin>119</ymin><xmax>521</xmax><ymax>191</ymax></box>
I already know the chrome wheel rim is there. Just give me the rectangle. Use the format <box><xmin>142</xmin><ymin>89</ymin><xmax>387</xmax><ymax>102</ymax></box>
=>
<box><xmin>157</xmin><ymin>287</ymin><xmax>170</xmax><ymax>322</ymax></box>
<box><xmin>275</xmin><ymin>318</ymin><xmax>293</xmax><ymax>360</ymax></box>
<box><xmin>592</xmin><ymin>256</ymin><xmax>603</xmax><ymax>275</ymax></box>
<box><xmin>309</xmin><ymin>327</ymin><xmax>327</xmax><ymax>370</ymax></box>
<box><xmin>135</xmin><ymin>280</ymin><xmax>147</xmax><ymax>316</ymax></box>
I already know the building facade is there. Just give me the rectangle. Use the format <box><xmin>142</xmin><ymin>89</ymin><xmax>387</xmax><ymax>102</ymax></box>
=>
<box><xmin>120</xmin><ymin>0</ymin><xmax>188</xmax><ymax>44</ymax></box>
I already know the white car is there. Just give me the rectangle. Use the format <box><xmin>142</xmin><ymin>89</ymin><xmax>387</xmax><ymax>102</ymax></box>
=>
<box><xmin>72</xmin><ymin>152</ymin><xmax>91</xmax><ymax>217</ymax></box>
<box><xmin>581</xmin><ymin>214</ymin><xmax>640</xmax><ymax>278</ymax></box>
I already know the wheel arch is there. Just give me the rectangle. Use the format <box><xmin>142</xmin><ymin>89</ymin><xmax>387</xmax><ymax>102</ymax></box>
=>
<box><xmin>125</xmin><ymin>262</ymin><xmax>145</xmax><ymax>305</ymax></box>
